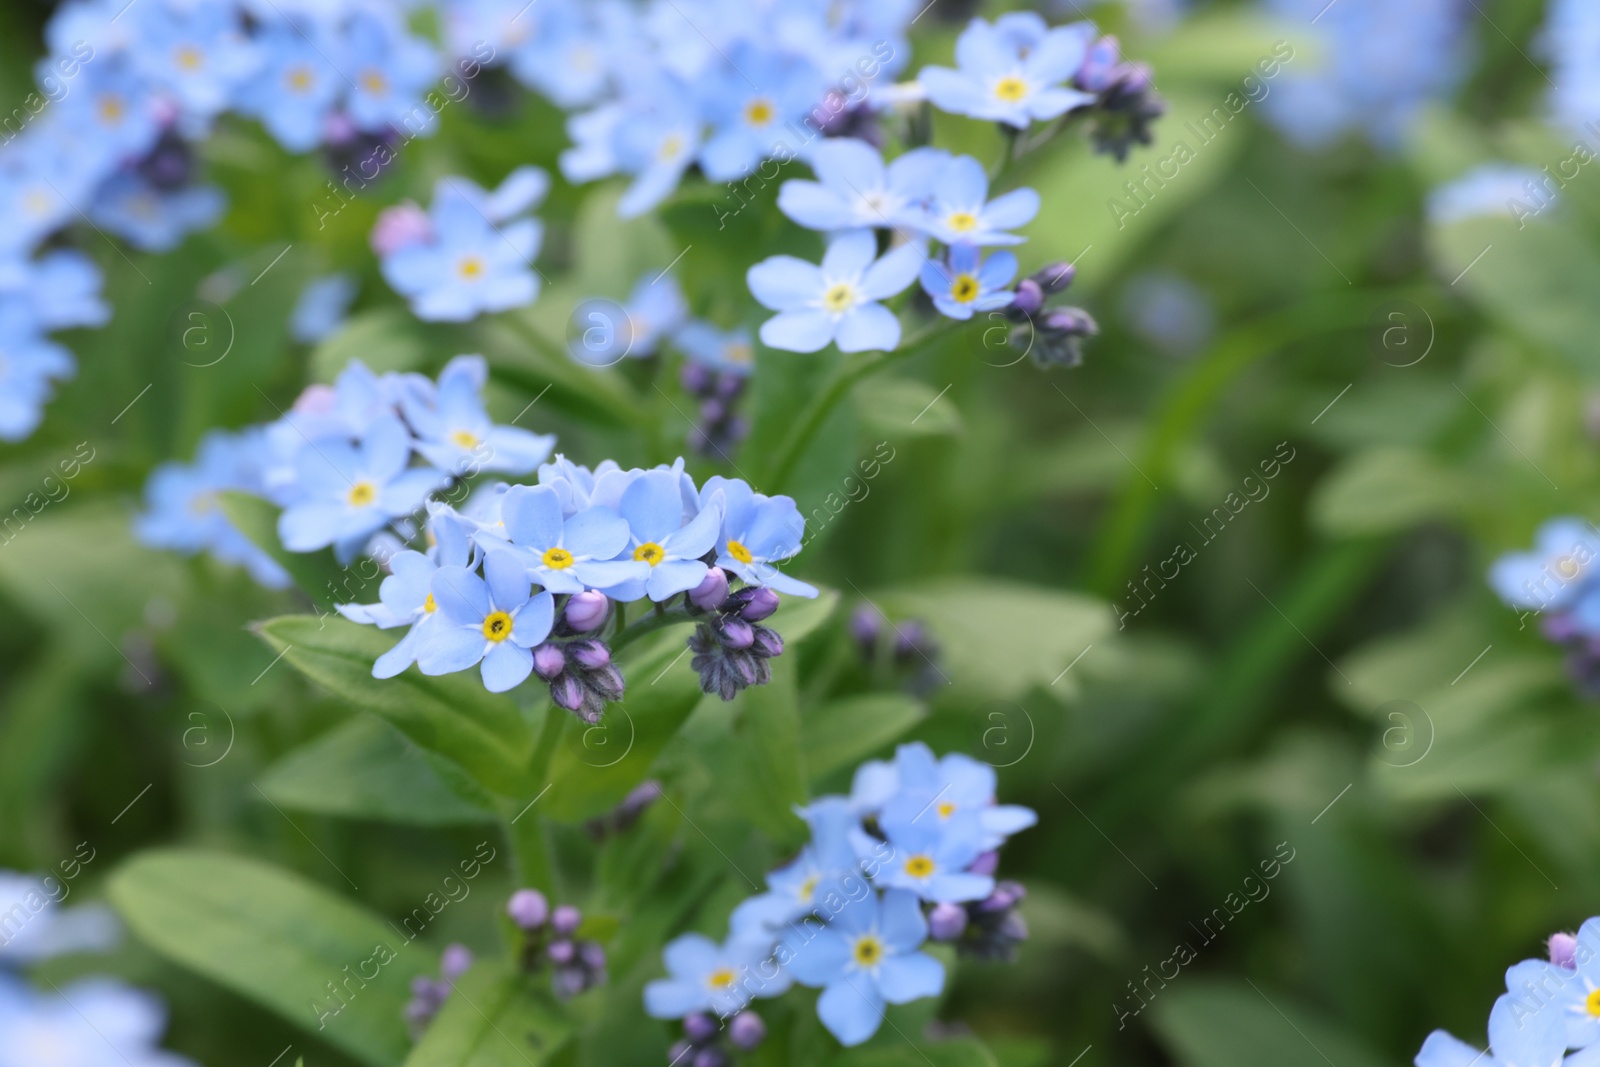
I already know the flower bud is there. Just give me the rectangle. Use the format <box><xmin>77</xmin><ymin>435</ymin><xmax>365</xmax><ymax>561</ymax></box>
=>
<box><xmin>1043</xmin><ymin>307</ymin><xmax>1098</xmax><ymax>337</ymax></box>
<box><xmin>1551</xmin><ymin>932</ymin><xmax>1580</xmax><ymax>969</ymax></box>
<box><xmin>680</xmin><ymin>362</ymin><xmax>714</xmax><ymax>396</ymax></box>
<box><xmin>440</xmin><ymin>943</ymin><xmax>474</xmax><ymax>982</ymax></box>
<box><xmin>1032</xmin><ymin>262</ymin><xmax>1076</xmax><ymax>294</ymax></box>
<box><xmin>969</xmin><ymin>850</ymin><xmax>999</xmax><ymax>877</ymax></box>
<box><xmin>533</xmin><ymin>643</ymin><xmax>566</xmax><ymax>681</ymax></box>
<box><xmin>729</xmin><ymin>1010</ymin><xmax>767</xmax><ymax>1050</ymax></box>
<box><xmin>683</xmin><ymin>1012</ymin><xmax>719</xmax><ymax>1044</ymax></box>
<box><xmin>928</xmin><ymin>902</ymin><xmax>968</xmax><ymax>942</ymax></box>
<box><xmin>552</xmin><ymin>904</ymin><xmax>582</xmax><ymax>936</ymax></box>
<box><xmin>588</xmin><ymin>663</ymin><xmax>626</xmax><ymax>702</ymax></box>
<box><xmin>717</xmin><ymin>616</ymin><xmax>756</xmax><ymax>650</ymax></box>
<box><xmin>552</xmin><ymin>965</ymin><xmax>587</xmax><ymax>999</ymax></box>
<box><xmin>699</xmin><ymin>398</ymin><xmax>726</xmax><ymax>424</ymax></box>
<box><xmin>669</xmin><ymin>1039</ymin><xmax>695</xmax><ymax>1064</ymax></box>
<box><xmin>547</xmin><ymin>939</ymin><xmax>576</xmax><ymax>964</ymax></box>
<box><xmin>1075</xmin><ymin>35</ymin><xmax>1122</xmax><ymax>92</ymax></box>
<box><xmin>507</xmin><ymin>889</ymin><xmax>549</xmax><ymax>929</ymax></box>
<box><xmin>580</xmin><ymin>942</ymin><xmax>607</xmax><ymax>970</ymax></box>
<box><xmin>371</xmin><ymin>201</ymin><xmax>432</xmax><ymax>256</ymax></box>
<box><xmin>1010</xmin><ymin>278</ymin><xmax>1044</xmax><ymax>318</ymax></box>
<box><xmin>714</xmin><ymin>374</ymin><xmax>745</xmax><ymax>401</ymax></box>
<box><xmin>689</xmin><ymin>567</ymin><xmax>730</xmax><ymax>611</ymax></box>
<box><xmin>850</xmin><ymin>604</ymin><xmax>882</xmax><ymax>652</ymax></box>
<box><xmin>693</xmin><ymin>1049</ymin><xmax>729</xmax><ymax>1067</ymax></box>
<box><xmin>564</xmin><ymin>591</ymin><xmax>609</xmax><ymax>632</ymax></box>
<box><xmin>551</xmin><ymin>674</ymin><xmax>586</xmax><ymax>712</ymax></box>
<box><xmin>568</xmin><ymin>639</ymin><xmax>611</xmax><ymax>670</ymax></box>
<box><xmin>751</xmin><ymin>626</ymin><xmax>784</xmax><ymax>658</ymax></box>
<box><xmin>411</xmin><ymin>975</ymin><xmax>439</xmax><ymax>997</ymax></box>
<box><xmin>737</xmin><ymin>586</ymin><xmax>780</xmax><ymax>622</ymax></box>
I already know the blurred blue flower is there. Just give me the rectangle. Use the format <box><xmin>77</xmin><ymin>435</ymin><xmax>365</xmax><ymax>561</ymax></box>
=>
<box><xmin>781</xmin><ymin>888</ymin><xmax>943</xmax><ymax>1046</ymax></box>
<box><xmin>644</xmin><ymin>933</ymin><xmax>787</xmax><ymax>1020</ymax></box>
<box><xmin>855</xmin><ymin>811</ymin><xmax>994</xmax><ymax>904</ymax></box>
<box><xmin>53</xmin><ymin>63</ymin><xmax>163</xmax><ymax>167</ymax></box>
<box><xmin>1545</xmin><ymin>0</ymin><xmax>1600</xmax><ymax>136</ymax></box>
<box><xmin>747</xmin><ymin>230</ymin><xmax>922</xmax><ymax>353</ymax></box>
<box><xmin>613</xmin><ymin>87</ymin><xmax>703</xmax><ymax>218</ymax></box>
<box><xmin>919</xmin><ymin>157</ymin><xmax>1039</xmax><ymax>246</ymax></box>
<box><xmin>920</xmin><ymin>14</ymin><xmax>1097</xmax><ymax>129</ymax></box>
<box><xmin>341</xmin><ymin>10</ymin><xmax>441</xmax><ymax>137</ymax></box>
<box><xmin>380</xmin><ymin>178</ymin><xmax>542</xmax><ymax>322</ymax></box>
<box><xmin>1414</xmin><ymin>993</ymin><xmax>1566</xmax><ymax>1067</ymax></box>
<box><xmin>921</xmin><ymin>243</ymin><xmax>1016</xmax><ymax>320</ymax></box>
<box><xmin>569</xmin><ymin>274</ymin><xmax>687</xmax><ymax>367</ymax></box>
<box><xmin>496</xmin><ymin>484</ymin><xmax>646</xmax><ymax>594</ymax></box>
<box><xmin>701</xmin><ymin>476</ymin><xmax>816</xmax><ymax>598</ymax></box>
<box><xmin>872</xmin><ymin>743</ymin><xmax>1038</xmax><ymax>851</ymax></box>
<box><xmin>1</xmin><ymin>249</ymin><xmax>110</xmax><ymax>332</ymax></box>
<box><xmin>129</xmin><ymin>2</ymin><xmax>259</xmax><ymax>120</ymax></box>
<box><xmin>1427</xmin><ymin>164</ymin><xmax>1549</xmax><ymax>225</ymax></box>
<box><xmin>236</xmin><ymin>23</ymin><xmax>343</xmax><ymax>152</ymax></box>
<box><xmin>697</xmin><ymin>47</ymin><xmax>824</xmax><ymax>181</ymax></box>
<box><xmin>674</xmin><ymin>322</ymin><xmax>755</xmax><ymax>377</ymax></box>
<box><xmin>731</xmin><ymin>798</ymin><xmax>861</xmax><ymax>938</ymax></box>
<box><xmin>289</xmin><ymin>272</ymin><xmax>358</xmax><ymax>345</ymax></box>
<box><xmin>400</xmin><ymin>355</ymin><xmax>556</xmax><ymax>476</ymax></box>
<box><xmin>0</xmin><ymin>973</ymin><xmax>197</xmax><ymax>1067</ymax></box>
<box><xmin>1488</xmin><ymin>518</ymin><xmax>1600</xmax><ymax>616</ymax></box>
<box><xmin>416</xmin><ymin>551</ymin><xmax>553</xmax><ymax>692</ymax></box>
<box><xmin>0</xmin><ymin>871</ymin><xmax>119</xmax><ymax>964</ymax></box>
<box><xmin>90</xmin><ymin>170</ymin><xmax>225</xmax><ymax>253</ymax></box>
<box><xmin>778</xmin><ymin>139</ymin><xmax>950</xmax><ymax>234</ymax></box>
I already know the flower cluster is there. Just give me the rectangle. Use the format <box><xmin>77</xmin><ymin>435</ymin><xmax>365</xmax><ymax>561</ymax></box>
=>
<box><xmin>1261</xmin><ymin>0</ymin><xmax>1470</xmax><ymax>149</ymax></box>
<box><xmin>1415</xmin><ymin>918</ymin><xmax>1600</xmax><ymax>1066</ymax></box>
<box><xmin>644</xmin><ymin>744</ymin><xmax>1036</xmax><ymax>1048</ymax></box>
<box><xmin>0</xmin><ymin>870</ymin><xmax>194</xmax><ymax>1067</ymax></box>
<box><xmin>0</xmin><ymin>0</ymin><xmax>470</xmax><ymax>441</ymax></box>
<box><xmin>1488</xmin><ymin>518</ymin><xmax>1600</xmax><ymax>694</ymax></box>
<box><xmin>374</xmin><ymin>167</ymin><xmax>548</xmax><ymax>322</ymax></box>
<box><xmin>136</xmin><ymin>354</ymin><xmax>555</xmax><ymax>585</ymax></box>
<box><xmin>404</xmin><ymin>942</ymin><xmax>474</xmax><ymax>1038</ymax></box>
<box><xmin>507</xmin><ymin>890</ymin><xmax>608</xmax><ymax>1000</ymax></box>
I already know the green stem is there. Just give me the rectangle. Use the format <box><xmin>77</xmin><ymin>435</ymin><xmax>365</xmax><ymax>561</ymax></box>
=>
<box><xmin>504</xmin><ymin>706</ymin><xmax>569</xmax><ymax>896</ymax></box>
<box><xmin>609</xmin><ymin>607</ymin><xmax>696</xmax><ymax>655</ymax></box>
<box><xmin>764</xmin><ymin>319</ymin><xmax>948</xmax><ymax>494</ymax></box>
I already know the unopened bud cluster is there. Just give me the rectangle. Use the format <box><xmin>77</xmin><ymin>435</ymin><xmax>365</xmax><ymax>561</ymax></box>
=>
<box><xmin>1002</xmin><ymin>263</ymin><xmax>1098</xmax><ymax>369</ymax></box>
<box><xmin>404</xmin><ymin>943</ymin><xmax>473</xmax><ymax>1039</ymax></box>
<box><xmin>1074</xmin><ymin>35</ymin><xmax>1167</xmax><ymax>163</ymax></box>
<box><xmin>507</xmin><ymin>889</ymin><xmax>607</xmax><ymax>999</ymax></box>
<box><xmin>928</xmin><ymin>875</ymin><xmax>1029</xmax><ymax>963</ymax></box>
<box><xmin>681</xmin><ymin>364</ymin><xmax>750</xmax><ymax>458</ymax></box>
<box><xmin>687</xmin><ymin>569</ymin><xmax>785</xmax><ymax>700</ymax></box>
<box><xmin>669</xmin><ymin>1009</ymin><xmax>767</xmax><ymax>1067</ymax></box>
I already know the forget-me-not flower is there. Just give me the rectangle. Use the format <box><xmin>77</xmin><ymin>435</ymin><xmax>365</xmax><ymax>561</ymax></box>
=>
<box><xmin>342</xmin><ymin>10</ymin><xmax>442</xmax><ymax>136</ymax></box>
<box><xmin>874</xmin><ymin>743</ymin><xmax>1038</xmax><ymax>851</ymax></box>
<box><xmin>400</xmin><ymin>355</ymin><xmax>556</xmax><ymax>476</ymax></box>
<box><xmin>644</xmin><ymin>933</ymin><xmax>789</xmax><ymax>1020</ymax></box>
<box><xmin>0</xmin><ymin>973</ymin><xmax>199</xmax><ymax>1067</ymax></box>
<box><xmin>854</xmin><ymin>811</ymin><xmax>994</xmax><ymax>904</ymax></box>
<box><xmin>732</xmin><ymin>798</ymin><xmax>861</xmax><ymax>938</ymax></box>
<box><xmin>1489</xmin><ymin>518</ymin><xmax>1600</xmax><ymax>617</ymax></box>
<box><xmin>607</xmin><ymin>469</ymin><xmax>726</xmax><ymax>602</ymax></box>
<box><xmin>920</xmin><ymin>16</ymin><xmax>1097</xmax><ymax>129</ymax></box>
<box><xmin>919</xmin><ymin>156</ymin><xmax>1039</xmax><ymax>246</ymax></box>
<box><xmin>90</xmin><ymin>170</ymin><xmax>226</xmax><ymax>254</ymax></box>
<box><xmin>701</xmin><ymin>477</ymin><xmax>817</xmax><ymax>598</ymax></box>
<box><xmin>747</xmin><ymin>230</ymin><xmax>922</xmax><ymax>353</ymax></box>
<box><xmin>778</xmin><ymin>139</ymin><xmax>951</xmax><ymax>234</ymax></box>
<box><xmin>380</xmin><ymin>179</ymin><xmax>542</xmax><ymax>322</ymax></box>
<box><xmin>338</xmin><ymin>513</ymin><xmax>477</xmax><ymax>679</ymax></box>
<box><xmin>921</xmin><ymin>243</ymin><xmax>1017</xmax><ymax>319</ymax></box>
<box><xmin>698</xmin><ymin>48</ymin><xmax>823</xmax><ymax>181</ymax></box>
<box><xmin>496</xmin><ymin>484</ymin><xmax>648</xmax><ymax>593</ymax></box>
<box><xmin>289</xmin><ymin>273</ymin><xmax>358</xmax><ymax>345</ymax></box>
<box><xmin>674</xmin><ymin>322</ymin><xmax>755</xmax><ymax>377</ymax></box>
<box><xmin>417</xmin><ymin>549</ymin><xmax>554</xmax><ymax>692</ymax></box>
<box><xmin>236</xmin><ymin>24</ymin><xmax>343</xmax><ymax>152</ymax></box>
<box><xmin>1414</xmin><ymin>992</ymin><xmax>1569</xmax><ymax>1067</ymax></box>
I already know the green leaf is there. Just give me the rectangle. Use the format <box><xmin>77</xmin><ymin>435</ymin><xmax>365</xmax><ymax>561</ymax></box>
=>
<box><xmin>732</xmin><ymin>652</ymin><xmax>808</xmax><ymax>843</ymax></box>
<box><xmin>1148</xmin><ymin>979</ymin><xmax>1388</xmax><ymax>1067</ymax></box>
<box><xmin>259</xmin><ymin>715</ymin><xmax>498</xmax><ymax>825</ymax></box>
<box><xmin>1309</xmin><ymin>448</ymin><xmax>1471</xmax><ymax>537</ymax></box>
<box><xmin>833</xmin><ymin>1035</ymin><xmax>1000</xmax><ymax>1067</ymax></box>
<box><xmin>876</xmin><ymin>579</ymin><xmax>1111</xmax><ymax>701</ymax></box>
<box><xmin>402</xmin><ymin>961</ymin><xmax>573</xmax><ymax>1067</ymax></box>
<box><xmin>255</xmin><ymin>615</ymin><xmax>536</xmax><ymax>796</ymax></box>
<box><xmin>218</xmin><ymin>492</ymin><xmax>348</xmax><ymax>606</ymax></box>
<box><xmin>801</xmin><ymin>693</ymin><xmax>927</xmax><ymax>782</ymax></box>
<box><xmin>109</xmin><ymin>849</ymin><xmax>411</xmax><ymax>1067</ymax></box>
<box><xmin>854</xmin><ymin>377</ymin><xmax>962</xmax><ymax>438</ymax></box>
<box><xmin>309</xmin><ymin>308</ymin><xmax>431</xmax><ymax>383</ymax></box>
<box><xmin>775</xmin><ymin>587</ymin><xmax>840</xmax><ymax>646</ymax></box>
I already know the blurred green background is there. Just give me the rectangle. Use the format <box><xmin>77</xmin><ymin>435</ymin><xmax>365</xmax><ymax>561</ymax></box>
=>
<box><xmin>1</xmin><ymin>0</ymin><xmax>1595</xmax><ymax>1064</ymax></box>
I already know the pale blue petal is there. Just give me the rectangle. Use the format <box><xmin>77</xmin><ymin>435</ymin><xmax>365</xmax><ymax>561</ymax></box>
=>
<box><xmin>1413</xmin><ymin>1031</ymin><xmax>1484</xmax><ymax>1067</ymax></box>
<box><xmin>646</xmin><ymin>558</ymin><xmax>709</xmax><ymax>601</ymax></box>
<box><xmin>878</xmin><ymin>888</ymin><xmax>929</xmax><ymax>951</ymax></box>
<box><xmin>936</xmin><ymin>156</ymin><xmax>990</xmax><ymax>208</ymax></box>
<box><xmin>877</xmin><ymin>952</ymin><xmax>943</xmax><ymax>1004</ymax></box>
<box><xmin>822</xmin><ymin>230</ymin><xmax>878</xmax><ymax>279</ymax></box>
<box><xmin>373</xmin><ymin>626</ymin><xmax>422</xmax><ymax>678</ymax></box>
<box><xmin>566</xmin><ymin>505</ymin><xmax>632</xmax><ymax>560</ymax></box>
<box><xmin>817</xmin><ymin>978</ymin><xmax>885</xmax><ymax>1046</ymax></box>
<box><xmin>620</xmin><ymin>470</ymin><xmax>683</xmax><ymax>544</ymax></box>
<box><xmin>749</xmin><ymin>256</ymin><xmax>823</xmax><ymax>311</ymax></box>
<box><xmin>417</xmin><ymin>626</ymin><xmax>484</xmax><ymax>674</ymax></box>
<box><xmin>663</xmin><ymin>498</ymin><xmax>722</xmax><ymax>560</ymax></box>
<box><xmin>512</xmin><ymin>591</ymin><xmax>555</xmax><ymax>647</ymax></box>
<box><xmin>502</xmin><ymin>485</ymin><xmax>565</xmax><ymax>549</ymax></box>
<box><xmin>761</xmin><ymin>310</ymin><xmax>836</xmax><ymax>353</ymax></box>
<box><xmin>984</xmin><ymin>188</ymin><xmax>1041</xmax><ymax>231</ymax></box>
<box><xmin>811</xmin><ymin>138</ymin><xmax>885</xmax><ymax>191</ymax></box>
<box><xmin>779</xmin><ymin>181</ymin><xmax>855</xmax><ymax>230</ymax></box>
<box><xmin>920</xmin><ymin>67</ymin><xmax>988</xmax><ymax>118</ymax></box>
<box><xmin>573</xmin><ymin>558</ymin><xmax>650</xmax><ymax>589</ymax></box>
<box><xmin>664</xmin><ymin>934</ymin><xmax>721</xmax><ymax>979</ymax></box>
<box><xmin>782</xmin><ymin>926</ymin><xmax>851</xmax><ymax>986</ymax></box>
<box><xmin>860</xmin><ymin>242</ymin><xmax>925</xmax><ymax>300</ymax></box>
<box><xmin>431</xmin><ymin>566</ymin><xmax>490</xmax><ymax>624</ymax></box>
<box><xmin>644</xmin><ymin>978</ymin><xmax>705</xmax><ymax>1019</ymax></box>
<box><xmin>835</xmin><ymin>304</ymin><xmax>900</xmax><ymax>353</ymax></box>
<box><xmin>480</xmin><ymin>641</ymin><xmax>532</xmax><ymax>692</ymax></box>
<box><xmin>483</xmin><ymin>550</ymin><xmax>529</xmax><ymax>611</ymax></box>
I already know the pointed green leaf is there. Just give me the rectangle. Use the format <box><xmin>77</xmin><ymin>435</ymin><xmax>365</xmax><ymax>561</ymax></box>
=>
<box><xmin>402</xmin><ymin>961</ymin><xmax>573</xmax><ymax>1067</ymax></box>
<box><xmin>801</xmin><ymin>693</ymin><xmax>927</xmax><ymax>782</ymax></box>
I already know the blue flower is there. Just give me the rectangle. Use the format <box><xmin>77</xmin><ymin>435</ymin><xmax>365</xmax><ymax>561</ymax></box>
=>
<box><xmin>1488</xmin><ymin>518</ymin><xmax>1600</xmax><ymax>616</ymax></box>
<box><xmin>1414</xmin><ymin>993</ymin><xmax>1567</xmax><ymax>1067</ymax></box>
<box><xmin>674</xmin><ymin>322</ymin><xmax>755</xmax><ymax>377</ymax></box>
<box><xmin>732</xmin><ymin>798</ymin><xmax>861</xmax><ymax>938</ymax></box>
<box><xmin>1547</xmin><ymin>0</ymin><xmax>1600</xmax><ymax>137</ymax></box>
<box><xmin>872</xmin><ymin>743</ymin><xmax>1037</xmax><ymax>851</ymax></box>
<box><xmin>0</xmin><ymin>973</ymin><xmax>199</xmax><ymax>1067</ymax></box>
<box><xmin>748</xmin><ymin>230</ymin><xmax>922</xmax><ymax>354</ymax></box>
<box><xmin>90</xmin><ymin>170</ymin><xmax>225</xmax><ymax>253</ymax></box>
<box><xmin>701</xmin><ymin>477</ymin><xmax>817</xmax><ymax>598</ymax></box>
<box><xmin>0</xmin><ymin>303</ymin><xmax>74</xmax><ymax>442</ymax></box>
<box><xmin>920</xmin><ymin>243</ymin><xmax>1016</xmax><ymax>320</ymax></box>
<box><xmin>130</xmin><ymin>2</ymin><xmax>259</xmax><ymax>120</ymax></box>
<box><xmin>276</xmin><ymin>415</ymin><xmax>447</xmax><ymax>556</ymax></box>
<box><xmin>380</xmin><ymin>179</ymin><xmax>542</xmax><ymax>322</ymax></box>
<box><xmin>53</xmin><ymin>63</ymin><xmax>162</xmax><ymax>167</ymax></box>
<box><xmin>613</xmin><ymin>88</ymin><xmax>703</xmax><ymax>218</ymax></box>
<box><xmin>1427</xmin><ymin>165</ymin><xmax>1547</xmax><ymax>226</ymax></box>
<box><xmin>338</xmin><ymin>513</ymin><xmax>478</xmax><ymax>679</ymax></box>
<box><xmin>0</xmin><ymin>250</ymin><xmax>109</xmax><ymax>332</ymax></box>
<box><xmin>644</xmin><ymin>933</ymin><xmax>789</xmax><ymax>1020</ymax></box>
<box><xmin>1503</xmin><ymin>918</ymin><xmax>1600</xmax><ymax>1051</ymax></box>
<box><xmin>697</xmin><ymin>48</ymin><xmax>824</xmax><ymax>181</ymax></box>
<box><xmin>340</xmin><ymin>10</ymin><xmax>441</xmax><ymax>136</ymax></box>
<box><xmin>0</xmin><ymin>870</ymin><xmax>118</xmax><ymax>963</ymax></box>
<box><xmin>854</xmin><ymin>810</ymin><xmax>994</xmax><ymax>904</ymax></box>
<box><xmin>920</xmin><ymin>16</ymin><xmax>1097</xmax><ymax>129</ymax></box>
<box><xmin>568</xmin><ymin>274</ymin><xmax>687</xmax><ymax>367</ymax></box>
<box><xmin>609</xmin><ymin>469</ymin><xmax>725</xmax><ymax>602</ymax></box>
<box><xmin>399</xmin><ymin>355</ymin><xmax>556</xmax><ymax>476</ymax></box>
<box><xmin>504</xmin><ymin>4</ymin><xmax>612</xmax><ymax>109</ymax></box>
<box><xmin>918</xmin><ymin>156</ymin><xmax>1039</xmax><ymax>246</ymax></box>
<box><xmin>496</xmin><ymin>484</ymin><xmax>647</xmax><ymax>594</ymax></box>
<box><xmin>778</xmin><ymin>139</ymin><xmax>951</xmax><ymax>234</ymax></box>
<box><xmin>781</xmin><ymin>888</ymin><xmax>943</xmax><ymax>1047</ymax></box>
<box><xmin>289</xmin><ymin>273</ymin><xmax>358</xmax><ymax>345</ymax></box>
<box><xmin>416</xmin><ymin>550</ymin><xmax>554</xmax><ymax>692</ymax></box>
<box><xmin>236</xmin><ymin>23</ymin><xmax>344</xmax><ymax>152</ymax></box>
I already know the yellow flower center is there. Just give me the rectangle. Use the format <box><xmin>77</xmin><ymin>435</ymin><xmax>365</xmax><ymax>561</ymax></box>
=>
<box><xmin>450</xmin><ymin>429</ymin><xmax>480</xmax><ymax>449</ymax></box>
<box><xmin>727</xmin><ymin>540</ymin><xmax>753</xmax><ymax>564</ymax></box>
<box><xmin>347</xmin><ymin>481</ymin><xmax>377</xmax><ymax>507</ymax></box>
<box><xmin>287</xmin><ymin>66</ymin><xmax>314</xmax><ymax>93</ymax></box>
<box><xmin>994</xmin><ymin>76</ymin><xmax>1028</xmax><ymax>102</ymax></box>
<box><xmin>22</xmin><ymin>190</ymin><xmax>53</xmax><ymax>217</ymax></box>
<box><xmin>1587</xmin><ymin>988</ymin><xmax>1600</xmax><ymax>1017</ymax></box>
<box><xmin>174</xmin><ymin>45</ymin><xmax>203</xmax><ymax>71</ymax></box>
<box><xmin>725</xmin><ymin>342</ymin><xmax>753</xmax><ymax>365</ymax></box>
<box><xmin>362</xmin><ymin>70</ymin><xmax>388</xmax><ymax>95</ymax></box>
<box><xmin>937</xmin><ymin>801</ymin><xmax>957</xmax><ymax>819</ymax></box>
<box><xmin>423</xmin><ymin>593</ymin><xmax>437</xmax><ymax>614</ymax></box>
<box><xmin>904</xmin><ymin>854</ymin><xmax>935</xmax><ymax>878</ymax></box>
<box><xmin>97</xmin><ymin>95</ymin><xmax>125</xmax><ymax>123</ymax></box>
<box><xmin>634</xmin><ymin>542</ymin><xmax>666</xmax><ymax>566</ymax></box>
<box><xmin>822</xmin><ymin>282</ymin><xmax>857</xmax><ymax>314</ymax></box>
<box><xmin>482</xmin><ymin>611</ymin><xmax>513</xmax><ymax>642</ymax></box>
<box><xmin>950</xmin><ymin>273</ymin><xmax>981</xmax><ymax>303</ymax></box>
<box><xmin>946</xmin><ymin>211</ymin><xmax>979</xmax><ymax>233</ymax></box>
<box><xmin>744</xmin><ymin>98</ymin><xmax>776</xmax><ymax>126</ymax></box>
<box><xmin>458</xmin><ymin>255</ymin><xmax>486</xmax><ymax>280</ymax></box>
<box><xmin>852</xmin><ymin>935</ymin><xmax>884</xmax><ymax>967</ymax></box>
<box><xmin>706</xmin><ymin>967</ymin><xmax>738</xmax><ymax>990</ymax></box>
<box><xmin>1556</xmin><ymin>554</ymin><xmax>1583</xmax><ymax>579</ymax></box>
<box><xmin>542</xmin><ymin>547</ymin><xmax>575</xmax><ymax>570</ymax></box>
<box><xmin>798</xmin><ymin>875</ymin><xmax>819</xmax><ymax>901</ymax></box>
<box><xmin>659</xmin><ymin>133</ymin><xmax>684</xmax><ymax>162</ymax></box>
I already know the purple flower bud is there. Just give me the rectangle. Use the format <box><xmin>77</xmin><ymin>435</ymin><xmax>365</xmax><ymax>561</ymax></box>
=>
<box><xmin>693</xmin><ymin>1049</ymin><xmax>729</xmax><ymax>1067</ymax></box>
<box><xmin>999</xmin><ymin>911</ymin><xmax>1029</xmax><ymax>943</ymax></box>
<box><xmin>969</xmin><ymin>850</ymin><xmax>999</xmax><ymax>877</ymax></box>
<box><xmin>700</xmin><ymin>399</ymin><xmax>726</xmax><ymax>424</ymax></box>
<box><xmin>928</xmin><ymin>902</ymin><xmax>968</xmax><ymax>942</ymax></box>
<box><xmin>620</xmin><ymin>779</ymin><xmax>663</xmax><ymax>816</ymax></box>
<box><xmin>533</xmin><ymin>643</ymin><xmax>567</xmax><ymax>681</ymax></box>
<box><xmin>681</xmin><ymin>363</ymin><xmax>714</xmax><ymax>396</ymax></box>
<box><xmin>1543</xmin><ymin>613</ymin><xmax>1581</xmax><ymax>643</ymax></box>
<box><xmin>1552</xmin><ymin>932</ymin><xmax>1580</xmax><ymax>969</ymax></box>
<box><xmin>669</xmin><ymin>1039</ymin><xmax>695</xmax><ymax>1064</ymax></box>
<box><xmin>1011</xmin><ymin>278</ymin><xmax>1044</xmax><ymax>317</ymax></box>
<box><xmin>729</xmin><ymin>1010</ymin><xmax>767</xmax><ymax>1050</ymax></box>
<box><xmin>717</xmin><ymin>616</ymin><xmax>756</xmax><ymax>650</ymax></box>
<box><xmin>552</xmin><ymin>904</ymin><xmax>582</xmax><ymax>936</ymax></box>
<box><xmin>683</xmin><ymin>1011</ymin><xmax>719</xmax><ymax>1044</ymax></box>
<box><xmin>564</xmin><ymin>591</ymin><xmax>609</xmax><ymax>632</ymax></box>
<box><xmin>507</xmin><ymin>888</ymin><xmax>549</xmax><ymax>929</ymax></box>
<box><xmin>1043</xmin><ymin>307</ymin><xmax>1098</xmax><ymax>337</ymax></box>
<box><xmin>850</xmin><ymin>604</ymin><xmax>882</xmax><ymax>651</ymax></box>
<box><xmin>580</xmin><ymin>941</ymin><xmax>607</xmax><ymax>970</ymax></box>
<box><xmin>588</xmin><ymin>663</ymin><xmax>626</xmax><ymax>702</ymax></box>
<box><xmin>730</xmin><ymin>651</ymin><xmax>762</xmax><ymax>686</ymax></box>
<box><xmin>440</xmin><ymin>943</ymin><xmax>474</xmax><ymax>982</ymax></box>
<box><xmin>738</xmin><ymin>587</ymin><xmax>780</xmax><ymax>622</ymax></box>
<box><xmin>568</xmin><ymin>639</ymin><xmax>612</xmax><ymax>670</ymax></box>
<box><xmin>1075</xmin><ymin>35</ymin><xmax>1122</xmax><ymax>92</ymax></box>
<box><xmin>551</xmin><ymin>674</ymin><xmax>587</xmax><ymax>712</ymax></box>
<box><xmin>552</xmin><ymin>965</ymin><xmax>587</xmax><ymax>999</ymax></box>
<box><xmin>714</xmin><ymin>374</ymin><xmax>744</xmax><ymax>401</ymax></box>
<box><xmin>1117</xmin><ymin>61</ymin><xmax>1155</xmax><ymax>95</ymax></box>
<box><xmin>1032</xmin><ymin>262</ymin><xmax>1076</xmax><ymax>294</ymax></box>
<box><xmin>690</xmin><ymin>567</ymin><xmax>730</xmax><ymax>611</ymax></box>
<box><xmin>547</xmin><ymin>939</ymin><xmax>576</xmax><ymax>964</ymax></box>
<box><xmin>411</xmin><ymin>975</ymin><xmax>439</xmax><ymax>997</ymax></box>
<box><xmin>981</xmin><ymin>880</ymin><xmax>1027</xmax><ymax>913</ymax></box>
<box><xmin>751</xmin><ymin>626</ymin><xmax>784</xmax><ymax>658</ymax></box>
